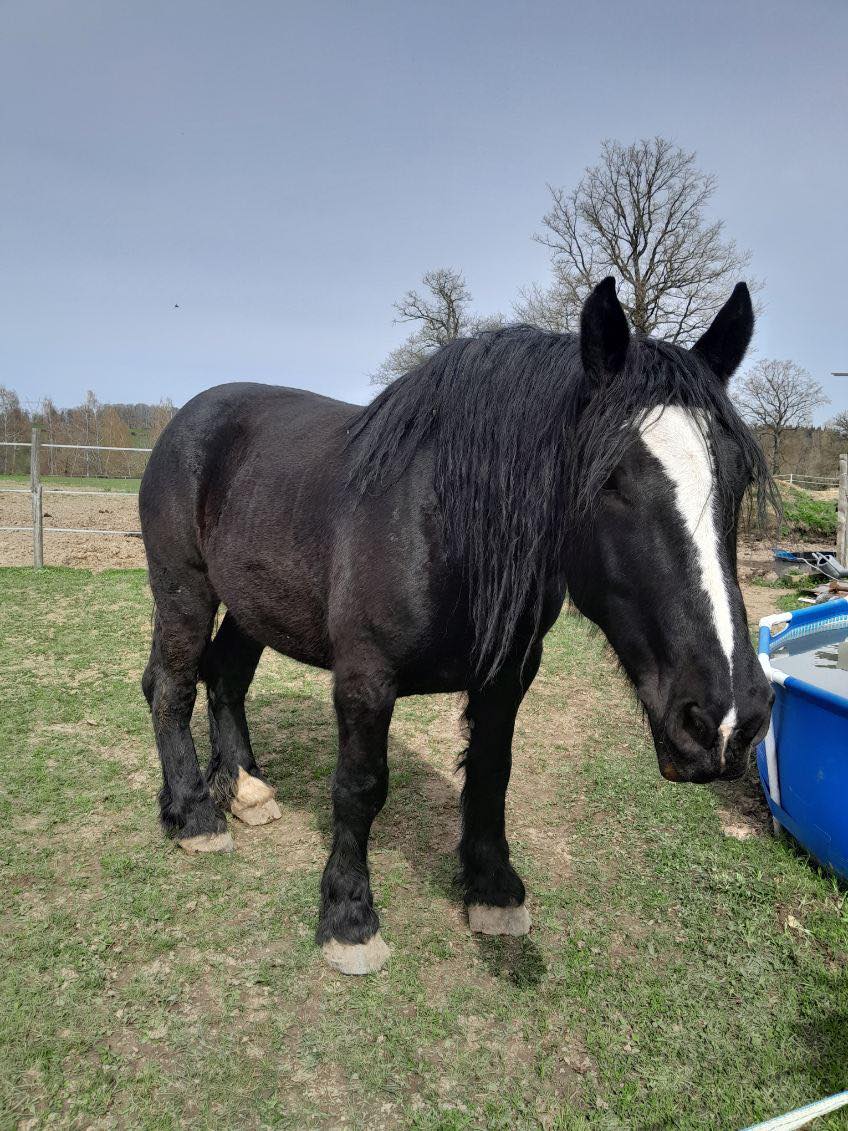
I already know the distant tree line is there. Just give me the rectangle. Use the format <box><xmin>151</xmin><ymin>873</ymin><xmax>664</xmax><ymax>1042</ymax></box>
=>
<box><xmin>762</xmin><ymin>424</ymin><xmax>845</xmax><ymax>481</ymax></box>
<box><xmin>0</xmin><ymin>388</ymin><xmax>175</xmax><ymax>478</ymax></box>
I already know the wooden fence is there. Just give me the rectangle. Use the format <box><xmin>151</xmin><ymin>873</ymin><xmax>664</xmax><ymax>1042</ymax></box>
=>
<box><xmin>0</xmin><ymin>430</ymin><xmax>152</xmax><ymax>567</ymax></box>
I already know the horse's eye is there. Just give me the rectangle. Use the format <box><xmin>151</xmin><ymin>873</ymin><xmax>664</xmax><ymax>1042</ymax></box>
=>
<box><xmin>602</xmin><ymin>468</ymin><xmax>622</xmax><ymax>495</ymax></box>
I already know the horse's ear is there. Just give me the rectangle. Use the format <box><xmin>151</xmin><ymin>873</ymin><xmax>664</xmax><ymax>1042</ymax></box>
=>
<box><xmin>691</xmin><ymin>283</ymin><xmax>754</xmax><ymax>385</ymax></box>
<box><xmin>580</xmin><ymin>277</ymin><xmax>630</xmax><ymax>386</ymax></box>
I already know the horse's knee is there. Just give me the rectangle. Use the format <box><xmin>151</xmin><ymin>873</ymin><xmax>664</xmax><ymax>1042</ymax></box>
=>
<box><xmin>205</xmin><ymin>673</ymin><xmax>244</xmax><ymax>711</ymax></box>
<box><xmin>148</xmin><ymin>667</ymin><xmax>197</xmax><ymax>723</ymax></box>
<box><xmin>332</xmin><ymin>760</ymin><xmax>389</xmax><ymax>819</ymax></box>
<box><xmin>328</xmin><ymin>664</ymin><xmax>394</xmax><ymax>804</ymax></box>
<box><xmin>333</xmin><ymin>668</ymin><xmax>395</xmax><ymax>725</ymax></box>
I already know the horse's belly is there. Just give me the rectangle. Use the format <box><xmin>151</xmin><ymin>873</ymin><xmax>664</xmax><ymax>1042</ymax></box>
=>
<box><xmin>208</xmin><ymin>555</ymin><xmax>332</xmax><ymax>669</ymax></box>
<box><xmin>224</xmin><ymin>599</ymin><xmax>332</xmax><ymax>669</ymax></box>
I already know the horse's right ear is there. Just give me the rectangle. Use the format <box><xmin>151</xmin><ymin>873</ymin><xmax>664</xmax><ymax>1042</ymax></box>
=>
<box><xmin>580</xmin><ymin>277</ymin><xmax>630</xmax><ymax>386</ymax></box>
<box><xmin>691</xmin><ymin>282</ymin><xmax>754</xmax><ymax>385</ymax></box>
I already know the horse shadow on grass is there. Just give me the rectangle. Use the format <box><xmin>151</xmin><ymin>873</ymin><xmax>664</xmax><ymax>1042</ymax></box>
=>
<box><xmin>241</xmin><ymin>685</ymin><xmax>546</xmax><ymax>987</ymax></box>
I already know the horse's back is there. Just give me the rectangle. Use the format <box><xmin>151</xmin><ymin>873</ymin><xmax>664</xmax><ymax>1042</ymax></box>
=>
<box><xmin>140</xmin><ymin>384</ymin><xmax>358</xmax><ymax>656</ymax></box>
<box><xmin>139</xmin><ymin>381</ymin><xmax>463</xmax><ymax>680</ymax></box>
<box><xmin>141</xmin><ymin>382</ymin><xmax>355</xmax><ymax>537</ymax></box>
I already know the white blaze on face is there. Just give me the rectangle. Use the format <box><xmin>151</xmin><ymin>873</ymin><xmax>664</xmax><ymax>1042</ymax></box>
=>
<box><xmin>639</xmin><ymin>406</ymin><xmax>737</xmax><ymax>756</ymax></box>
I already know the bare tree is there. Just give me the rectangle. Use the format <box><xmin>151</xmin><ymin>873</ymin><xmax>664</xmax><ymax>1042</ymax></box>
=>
<box><xmin>39</xmin><ymin>398</ymin><xmax>61</xmax><ymax>475</ymax></box>
<box><xmin>515</xmin><ymin>137</ymin><xmax>758</xmax><ymax>340</ymax></box>
<box><xmin>99</xmin><ymin>405</ymin><xmax>132</xmax><ymax>476</ymax></box>
<box><xmin>0</xmin><ymin>386</ymin><xmax>29</xmax><ymax>475</ymax></box>
<box><xmin>79</xmin><ymin>390</ymin><xmax>104</xmax><ymax>476</ymax></box>
<box><xmin>373</xmin><ymin>268</ymin><xmax>502</xmax><ymax>385</ymax></box>
<box><xmin>829</xmin><ymin>409</ymin><xmax>848</xmax><ymax>443</ymax></box>
<box><xmin>149</xmin><ymin>399</ymin><xmax>176</xmax><ymax>447</ymax></box>
<box><xmin>733</xmin><ymin>359</ymin><xmax>829</xmax><ymax>473</ymax></box>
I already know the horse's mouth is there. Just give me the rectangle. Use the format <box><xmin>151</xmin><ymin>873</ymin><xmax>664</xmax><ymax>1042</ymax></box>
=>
<box><xmin>657</xmin><ymin>742</ymin><xmax>751</xmax><ymax>784</ymax></box>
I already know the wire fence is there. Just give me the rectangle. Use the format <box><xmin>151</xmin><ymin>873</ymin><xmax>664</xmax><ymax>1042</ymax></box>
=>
<box><xmin>774</xmin><ymin>473</ymin><xmax>839</xmax><ymax>489</ymax></box>
<box><xmin>2</xmin><ymin>432</ymin><xmax>847</xmax><ymax>569</ymax></box>
<box><xmin>0</xmin><ymin>431</ymin><xmax>151</xmax><ymax>566</ymax></box>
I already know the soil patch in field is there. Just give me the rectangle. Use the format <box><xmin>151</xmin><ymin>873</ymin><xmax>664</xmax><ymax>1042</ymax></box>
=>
<box><xmin>0</xmin><ymin>489</ymin><xmax>146</xmax><ymax>569</ymax></box>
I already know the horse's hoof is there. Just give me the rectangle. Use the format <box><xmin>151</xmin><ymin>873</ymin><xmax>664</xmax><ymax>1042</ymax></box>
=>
<box><xmin>177</xmin><ymin>831</ymin><xmax>235</xmax><ymax>854</ymax></box>
<box><xmin>321</xmin><ymin>933</ymin><xmax>390</xmax><ymax>975</ymax></box>
<box><xmin>468</xmin><ymin>902</ymin><xmax>531</xmax><ymax>936</ymax></box>
<box><xmin>234</xmin><ymin>797</ymin><xmax>282</xmax><ymax>826</ymax></box>
<box><xmin>230</xmin><ymin>768</ymin><xmax>282</xmax><ymax>826</ymax></box>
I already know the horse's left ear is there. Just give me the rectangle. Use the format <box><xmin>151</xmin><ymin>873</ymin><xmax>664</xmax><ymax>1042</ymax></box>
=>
<box><xmin>580</xmin><ymin>276</ymin><xmax>630</xmax><ymax>386</ymax></box>
<box><xmin>692</xmin><ymin>282</ymin><xmax>754</xmax><ymax>385</ymax></box>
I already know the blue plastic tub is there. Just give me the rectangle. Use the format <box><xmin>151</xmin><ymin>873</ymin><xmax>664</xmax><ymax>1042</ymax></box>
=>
<box><xmin>756</xmin><ymin>598</ymin><xmax>848</xmax><ymax>880</ymax></box>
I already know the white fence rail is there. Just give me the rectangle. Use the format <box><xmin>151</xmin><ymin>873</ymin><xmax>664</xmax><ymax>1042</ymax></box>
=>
<box><xmin>774</xmin><ymin>472</ymin><xmax>840</xmax><ymax>488</ymax></box>
<box><xmin>1</xmin><ymin>441</ymin><xmax>153</xmax><ymax>453</ymax></box>
<box><xmin>0</xmin><ymin>431</ymin><xmax>151</xmax><ymax>567</ymax></box>
<box><xmin>3</xmin><ymin>434</ymin><xmax>848</xmax><ymax>570</ymax></box>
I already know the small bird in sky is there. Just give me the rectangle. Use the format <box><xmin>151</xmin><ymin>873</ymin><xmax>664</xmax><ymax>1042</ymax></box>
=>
<box><xmin>174</xmin><ymin>303</ymin><xmax>180</xmax><ymax>309</ymax></box>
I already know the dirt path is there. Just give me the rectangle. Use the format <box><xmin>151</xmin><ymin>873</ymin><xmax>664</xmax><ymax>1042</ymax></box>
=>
<box><xmin>0</xmin><ymin>489</ymin><xmax>146</xmax><ymax>569</ymax></box>
<box><xmin>737</xmin><ymin>540</ymin><xmax>785</xmax><ymax>627</ymax></box>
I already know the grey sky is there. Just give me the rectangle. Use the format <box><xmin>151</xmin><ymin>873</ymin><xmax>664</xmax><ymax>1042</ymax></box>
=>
<box><xmin>2</xmin><ymin>0</ymin><xmax>846</xmax><ymax>419</ymax></box>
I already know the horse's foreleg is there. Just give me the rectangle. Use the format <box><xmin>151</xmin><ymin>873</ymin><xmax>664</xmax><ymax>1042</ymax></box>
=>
<box><xmin>459</xmin><ymin>644</ymin><xmax>542</xmax><ymax>936</ymax></box>
<box><xmin>317</xmin><ymin>664</ymin><xmax>395</xmax><ymax>975</ymax></box>
<box><xmin>201</xmin><ymin>613</ymin><xmax>279</xmax><ymax>827</ymax></box>
<box><xmin>143</xmin><ymin>582</ymin><xmax>231</xmax><ymax>854</ymax></box>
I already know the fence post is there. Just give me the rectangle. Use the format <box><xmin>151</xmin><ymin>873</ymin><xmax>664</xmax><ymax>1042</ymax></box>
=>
<box><xmin>30</xmin><ymin>425</ymin><xmax>39</xmax><ymax>492</ymax></box>
<box><xmin>789</xmin><ymin>473</ymin><xmax>793</xmax><ymax>486</ymax></box>
<box><xmin>32</xmin><ymin>484</ymin><xmax>44</xmax><ymax>569</ymax></box>
<box><xmin>30</xmin><ymin>426</ymin><xmax>43</xmax><ymax>569</ymax></box>
<box><xmin>838</xmin><ymin>454</ymin><xmax>848</xmax><ymax>567</ymax></box>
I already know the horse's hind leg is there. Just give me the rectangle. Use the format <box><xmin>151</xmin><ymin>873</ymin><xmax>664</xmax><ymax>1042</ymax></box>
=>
<box><xmin>202</xmin><ymin>613</ymin><xmax>281</xmax><ymax>827</ymax></box>
<box><xmin>317</xmin><ymin>659</ymin><xmax>395</xmax><ymax>975</ymax></box>
<box><xmin>459</xmin><ymin>644</ymin><xmax>543</xmax><ymax>936</ymax></box>
<box><xmin>142</xmin><ymin>570</ymin><xmax>231</xmax><ymax>853</ymax></box>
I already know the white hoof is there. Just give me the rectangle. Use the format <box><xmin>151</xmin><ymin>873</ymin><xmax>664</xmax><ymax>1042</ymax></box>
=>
<box><xmin>234</xmin><ymin>797</ymin><xmax>282</xmax><ymax>826</ymax></box>
<box><xmin>230</xmin><ymin>768</ymin><xmax>282</xmax><ymax>826</ymax></box>
<box><xmin>322</xmin><ymin>933</ymin><xmax>390</xmax><ymax>975</ymax></box>
<box><xmin>468</xmin><ymin>902</ymin><xmax>531</xmax><ymax>936</ymax></box>
<box><xmin>177</xmin><ymin>831</ymin><xmax>234</xmax><ymax>854</ymax></box>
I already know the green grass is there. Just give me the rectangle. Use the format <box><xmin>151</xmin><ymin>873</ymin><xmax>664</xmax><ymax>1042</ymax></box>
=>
<box><xmin>751</xmin><ymin>567</ymin><xmax>836</xmax><ymax>614</ymax></box>
<box><xmin>778</xmin><ymin>485</ymin><xmax>838</xmax><ymax>539</ymax></box>
<box><xmin>0</xmin><ymin>474</ymin><xmax>140</xmax><ymax>493</ymax></box>
<box><xmin>1</xmin><ymin>570</ymin><xmax>847</xmax><ymax>1129</ymax></box>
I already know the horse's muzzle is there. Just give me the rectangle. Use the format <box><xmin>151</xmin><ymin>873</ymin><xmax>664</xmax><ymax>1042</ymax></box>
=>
<box><xmin>653</xmin><ymin>691</ymin><xmax>774</xmax><ymax>785</ymax></box>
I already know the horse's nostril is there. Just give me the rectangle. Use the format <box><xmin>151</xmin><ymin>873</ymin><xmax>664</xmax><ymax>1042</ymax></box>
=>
<box><xmin>737</xmin><ymin>700</ymin><xmax>774</xmax><ymax>748</ymax></box>
<box><xmin>681</xmin><ymin>703</ymin><xmax>717</xmax><ymax>750</ymax></box>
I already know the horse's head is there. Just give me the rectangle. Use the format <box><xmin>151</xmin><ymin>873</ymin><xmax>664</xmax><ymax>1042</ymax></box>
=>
<box><xmin>567</xmin><ymin>279</ymin><xmax>774</xmax><ymax>784</ymax></box>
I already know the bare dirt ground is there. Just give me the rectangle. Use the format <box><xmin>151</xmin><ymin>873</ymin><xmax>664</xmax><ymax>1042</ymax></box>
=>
<box><xmin>737</xmin><ymin>539</ymin><xmax>785</xmax><ymax>625</ymax></box>
<box><xmin>0</xmin><ymin>489</ymin><xmax>146</xmax><ymax>569</ymax></box>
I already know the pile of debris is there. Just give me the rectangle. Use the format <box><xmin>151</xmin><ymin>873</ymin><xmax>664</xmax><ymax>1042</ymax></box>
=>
<box><xmin>773</xmin><ymin>549</ymin><xmax>848</xmax><ymax>605</ymax></box>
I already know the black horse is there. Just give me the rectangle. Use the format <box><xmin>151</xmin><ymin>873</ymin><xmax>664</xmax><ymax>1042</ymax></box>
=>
<box><xmin>139</xmin><ymin>278</ymin><xmax>774</xmax><ymax>974</ymax></box>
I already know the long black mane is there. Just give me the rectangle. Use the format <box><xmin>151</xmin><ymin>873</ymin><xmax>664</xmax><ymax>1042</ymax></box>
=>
<box><xmin>348</xmin><ymin>326</ymin><xmax>773</xmax><ymax>681</ymax></box>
